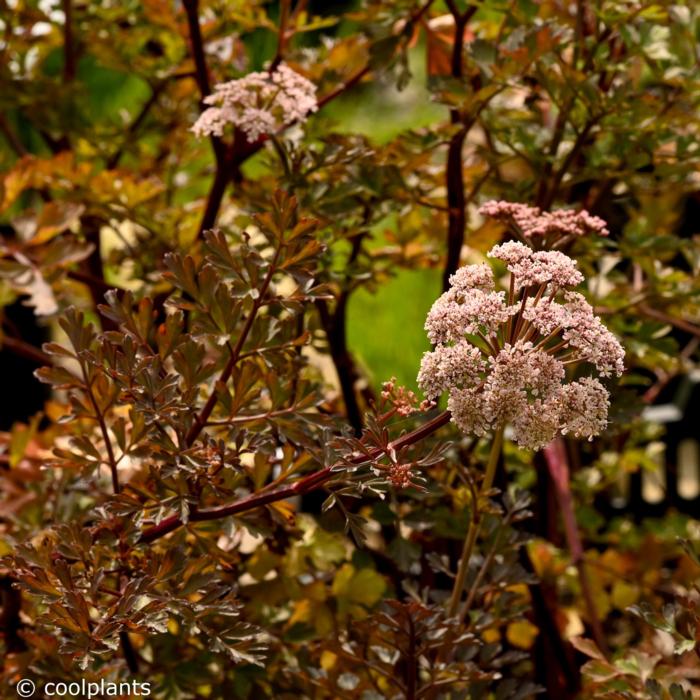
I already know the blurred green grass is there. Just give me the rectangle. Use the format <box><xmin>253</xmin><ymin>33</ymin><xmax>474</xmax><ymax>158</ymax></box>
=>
<box><xmin>331</xmin><ymin>47</ymin><xmax>445</xmax><ymax>392</ymax></box>
<box><xmin>323</xmin><ymin>43</ymin><xmax>445</xmax><ymax>144</ymax></box>
<box><xmin>347</xmin><ymin>268</ymin><xmax>439</xmax><ymax>391</ymax></box>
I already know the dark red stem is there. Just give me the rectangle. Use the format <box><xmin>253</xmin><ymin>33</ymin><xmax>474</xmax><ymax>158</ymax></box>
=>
<box><xmin>139</xmin><ymin>410</ymin><xmax>451</xmax><ymax>544</ymax></box>
<box><xmin>543</xmin><ymin>438</ymin><xmax>609</xmax><ymax>657</ymax></box>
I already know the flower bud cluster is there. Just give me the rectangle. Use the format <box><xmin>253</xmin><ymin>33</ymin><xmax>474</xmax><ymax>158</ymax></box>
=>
<box><xmin>479</xmin><ymin>201</ymin><xmax>609</xmax><ymax>246</ymax></box>
<box><xmin>192</xmin><ymin>63</ymin><xmax>318</xmax><ymax>142</ymax></box>
<box><xmin>381</xmin><ymin>377</ymin><xmax>434</xmax><ymax>416</ymax></box>
<box><xmin>388</xmin><ymin>462</ymin><xmax>416</xmax><ymax>489</ymax></box>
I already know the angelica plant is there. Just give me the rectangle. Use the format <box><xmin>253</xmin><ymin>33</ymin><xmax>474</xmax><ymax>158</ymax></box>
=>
<box><xmin>418</xmin><ymin>202</ymin><xmax>625</xmax><ymax>617</ymax></box>
<box><xmin>3</xmin><ymin>0</ymin><xmax>700</xmax><ymax>696</ymax></box>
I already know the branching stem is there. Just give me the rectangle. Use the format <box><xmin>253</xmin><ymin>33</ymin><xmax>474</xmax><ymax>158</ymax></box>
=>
<box><xmin>185</xmin><ymin>242</ymin><xmax>284</xmax><ymax>446</ymax></box>
<box><xmin>139</xmin><ymin>410</ymin><xmax>451</xmax><ymax>543</ymax></box>
<box><xmin>80</xmin><ymin>364</ymin><xmax>120</xmax><ymax>494</ymax></box>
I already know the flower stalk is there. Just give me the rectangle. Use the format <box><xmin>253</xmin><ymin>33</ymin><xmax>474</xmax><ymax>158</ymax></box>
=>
<box><xmin>448</xmin><ymin>424</ymin><xmax>504</xmax><ymax>618</ymax></box>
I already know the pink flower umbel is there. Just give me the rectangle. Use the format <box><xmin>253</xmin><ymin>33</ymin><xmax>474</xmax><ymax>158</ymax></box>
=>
<box><xmin>191</xmin><ymin>63</ymin><xmax>318</xmax><ymax>142</ymax></box>
<box><xmin>479</xmin><ymin>201</ymin><xmax>609</xmax><ymax>249</ymax></box>
<box><xmin>418</xmin><ymin>226</ymin><xmax>624</xmax><ymax>450</ymax></box>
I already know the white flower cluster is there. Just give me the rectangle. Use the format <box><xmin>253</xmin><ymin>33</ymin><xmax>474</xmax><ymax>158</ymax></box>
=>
<box><xmin>418</xmin><ymin>228</ymin><xmax>624</xmax><ymax>450</ymax></box>
<box><xmin>191</xmin><ymin>63</ymin><xmax>318</xmax><ymax>142</ymax></box>
<box><xmin>490</xmin><ymin>240</ymin><xmax>584</xmax><ymax>289</ymax></box>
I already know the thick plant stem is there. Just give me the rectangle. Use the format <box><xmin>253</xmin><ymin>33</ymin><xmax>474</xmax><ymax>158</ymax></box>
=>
<box><xmin>447</xmin><ymin>425</ymin><xmax>504</xmax><ymax>618</ymax></box>
<box><xmin>544</xmin><ymin>439</ymin><xmax>609</xmax><ymax>657</ymax></box>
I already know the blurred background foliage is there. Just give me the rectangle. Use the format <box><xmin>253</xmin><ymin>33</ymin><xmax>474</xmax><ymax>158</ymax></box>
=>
<box><xmin>1</xmin><ymin>0</ymin><xmax>700</xmax><ymax>698</ymax></box>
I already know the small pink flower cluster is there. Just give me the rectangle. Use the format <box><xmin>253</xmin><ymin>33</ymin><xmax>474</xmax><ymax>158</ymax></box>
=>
<box><xmin>388</xmin><ymin>462</ymin><xmax>416</xmax><ymax>489</ymax></box>
<box><xmin>479</xmin><ymin>201</ymin><xmax>609</xmax><ymax>246</ymax></box>
<box><xmin>381</xmin><ymin>377</ymin><xmax>433</xmax><ymax>416</ymax></box>
<box><xmin>418</xmin><ymin>241</ymin><xmax>624</xmax><ymax>450</ymax></box>
<box><xmin>191</xmin><ymin>63</ymin><xmax>318</xmax><ymax>142</ymax></box>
